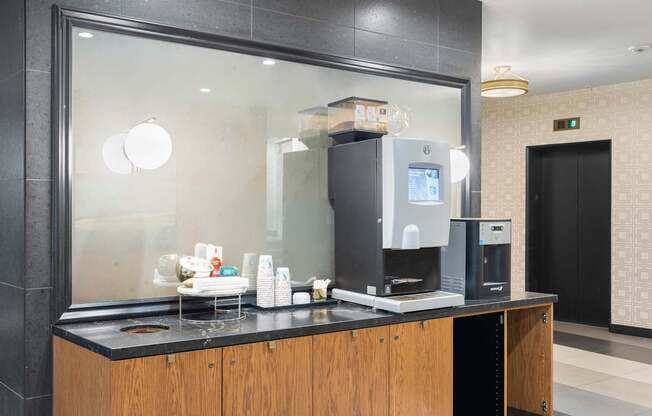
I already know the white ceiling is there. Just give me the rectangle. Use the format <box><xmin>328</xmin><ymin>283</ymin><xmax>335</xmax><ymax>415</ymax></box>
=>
<box><xmin>482</xmin><ymin>0</ymin><xmax>652</xmax><ymax>95</ymax></box>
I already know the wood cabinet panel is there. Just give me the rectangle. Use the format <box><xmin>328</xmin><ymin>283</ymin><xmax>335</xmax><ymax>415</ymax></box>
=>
<box><xmin>507</xmin><ymin>305</ymin><xmax>553</xmax><ymax>415</ymax></box>
<box><xmin>389</xmin><ymin>318</ymin><xmax>453</xmax><ymax>416</ymax></box>
<box><xmin>54</xmin><ymin>337</ymin><xmax>112</xmax><ymax>416</ymax></box>
<box><xmin>111</xmin><ymin>349</ymin><xmax>221</xmax><ymax>416</ymax></box>
<box><xmin>313</xmin><ymin>326</ymin><xmax>389</xmax><ymax>416</ymax></box>
<box><xmin>167</xmin><ymin>349</ymin><xmax>221</xmax><ymax>416</ymax></box>
<box><xmin>110</xmin><ymin>356</ymin><xmax>158</xmax><ymax>416</ymax></box>
<box><xmin>222</xmin><ymin>337</ymin><xmax>312</xmax><ymax>416</ymax></box>
<box><xmin>54</xmin><ymin>336</ymin><xmax>221</xmax><ymax>416</ymax></box>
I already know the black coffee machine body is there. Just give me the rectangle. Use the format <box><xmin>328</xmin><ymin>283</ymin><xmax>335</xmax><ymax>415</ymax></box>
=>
<box><xmin>328</xmin><ymin>136</ymin><xmax>451</xmax><ymax>297</ymax></box>
<box><xmin>441</xmin><ymin>219</ymin><xmax>511</xmax><ymax>299</ymax></box>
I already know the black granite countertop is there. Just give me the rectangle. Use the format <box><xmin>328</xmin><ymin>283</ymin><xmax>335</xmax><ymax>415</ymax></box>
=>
<box><xmin>53</xmin><ymin>291</ymin><xmax>557</xmax><ymax>360</ymax></box>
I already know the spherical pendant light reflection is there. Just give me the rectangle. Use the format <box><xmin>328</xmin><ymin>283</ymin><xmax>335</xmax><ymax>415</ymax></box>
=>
<box><xmin>102</xmin><ymin>133</ymin><xmax>132</xmax><ymax>174</ymax></box>
<box><xmin>124</xmin><ymin>123</ymin><xmax>172</xmax><ymax>170</ymax></box>
<box><xmin>450</xmin><ymin>148</ymin><xmax>470</xmax><ymax>183</ymax></box>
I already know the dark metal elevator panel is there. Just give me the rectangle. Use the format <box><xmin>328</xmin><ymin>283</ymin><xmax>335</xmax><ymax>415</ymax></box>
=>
<box><xmin>527</xmin><ymin>141</ymin><xmax>611</xmax><ymax>327</ymax></box>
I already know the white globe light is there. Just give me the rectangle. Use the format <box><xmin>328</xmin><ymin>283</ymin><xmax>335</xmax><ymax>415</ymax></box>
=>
<box><xmin>450</xmin><ymin>148</ymin><xmax>470</xmax><ymax>183</ymax></box>
<box><xmin>124</xmin><ymin>123</ymin><xmax>172</xmax><ymax>170</ymax></box>
<box><xmin>102</xmin><ymin>133</ymin><xmax>132</xmax><ymax>175</ymax></box>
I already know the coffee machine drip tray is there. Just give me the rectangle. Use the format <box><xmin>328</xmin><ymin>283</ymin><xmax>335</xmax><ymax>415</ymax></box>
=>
<box><xmin>332</xmin><ymin>288</ymin><xmax>464</xmax><ymax>314</ymax></box>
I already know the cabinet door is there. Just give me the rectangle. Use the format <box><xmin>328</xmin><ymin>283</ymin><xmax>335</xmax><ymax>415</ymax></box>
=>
<box><xmin>313</xmin><ymin>326</ymin><xmax>389</xmax><ymax>416</ymax></box>
<box><xmin>507</xmin><ymin>305</ymin><xmax>553</xmax><ymax>415</ymax></box>
<box><xmin>222</xmin><ymin>337</ymin><xmax>312</xmax><ymax>416</ymax></box>
<box><xmin>389</xmin><ymin>318</ymin><xmax>453</xmax><ymax>416</ymax></box>
<box><xmin>111</xmin><ymin>349</ymin><xmax>221</xmax><ymax>416</ymax></box>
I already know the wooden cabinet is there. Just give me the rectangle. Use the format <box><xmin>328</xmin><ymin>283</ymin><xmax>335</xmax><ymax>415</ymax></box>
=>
<box><xmin>54</xmin><ymin>337</ymin><xmax>221</xmax><ymax>416</ymax></box>
<box><xmin>313</xmin><ymin>326</ymin><xmax>389</xmax><ymax>416</ymax></box>
<box><xmin>54</xmin><ymin>303</ymin><xmax>555</xmax><ymax>416</ymax></box>
<box><xmin>389</xmin><ymin>318</ymin><xmax>453</xmax><ymax>416</ymax></box>
<box><xmin>507</xmin><ymin>305</ymin><xmax>553</xmax><ymax>415</ymax></box>
<box><xmin>112</xmin><ymin>348</ymin><xmax>221</xmax><ymax>416</ymax></box>
<box><xmin>222</xmin><ymin>337</ymin><xmax>312</xmax><ymax>416</ymax></box>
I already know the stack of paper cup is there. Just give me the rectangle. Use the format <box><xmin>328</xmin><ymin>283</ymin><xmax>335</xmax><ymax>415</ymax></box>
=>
<box><xmin>241</xmin><ymin>253</ymin><xmax>258</xmax><ymax>289</ymax></box>
<box><xmin>256</xmin><ymin>255</ymin><xmax>275</xmax><ymax>308</ymax></box>
<box><xmin>275</xmin><ymin>267</ymin><xmax>292</xmax><ymax>307</ymax></box>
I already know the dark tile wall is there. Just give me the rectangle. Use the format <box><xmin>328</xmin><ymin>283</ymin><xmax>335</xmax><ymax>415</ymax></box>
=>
<box><xmin>11</xmin><ymin>0</ymin><xmax>482</xmax><ymax>414</ymax></box>
<box><xmin>0</xmin><ymin>0</ymin><xmax>28</xmax><ymax>414</ymax></box>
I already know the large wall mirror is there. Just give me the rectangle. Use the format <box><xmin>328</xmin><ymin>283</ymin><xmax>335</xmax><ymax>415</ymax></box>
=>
<box><xmin>55</xmin><ymin>9</ymin><xmax>468</xmax><ymax>318</ymax></box>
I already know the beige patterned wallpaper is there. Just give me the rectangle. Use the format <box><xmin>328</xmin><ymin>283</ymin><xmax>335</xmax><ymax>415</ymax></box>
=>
<box><xmin>481</xmin><ymin>79</ymin><xmax>652</xmax><ymax>329</ymax></box>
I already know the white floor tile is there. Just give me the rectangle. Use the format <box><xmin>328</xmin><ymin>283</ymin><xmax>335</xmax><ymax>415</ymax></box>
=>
<box><xmin>554</xmin><ymin>383</ymin><xmax>650</xmax><ymax>416</ymax></box>
<box><xmin>554</xmin><ymin>346</ymin><xmax>652</xmax><ymax>378</ymax></box>
<box><xmin>579</xmin><ymin>377</ymin><xmax>652</xmax><ymax>408</ymax></box>
<box><xmin>554</xmin><ymin>344</ymin><xmax>587</xmax><ymax>360</ymax></box>
<box><xmin>624</xmin><ymin>368</ymin><xmax>652</xmax><ymax>384</ymax></box>
<box><xmin>554</xmin><ymin>361</ymin><xmax>614</xmax><ymax>387</ymax></box>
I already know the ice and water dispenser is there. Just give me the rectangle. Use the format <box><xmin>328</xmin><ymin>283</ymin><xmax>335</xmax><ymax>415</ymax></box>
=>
<box><xmin>441</xmin><ymin>219</ymin><xmax>511</xmax><ymax>299</ymax></box>
<box><xmin>329</xmin><ymin>136</ymin><xmax>464</xmax><ymax>312</ymax></box>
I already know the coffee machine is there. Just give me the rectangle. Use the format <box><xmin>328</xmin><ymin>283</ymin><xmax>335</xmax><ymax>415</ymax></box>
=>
<box><xmin>329</xmin><ymin>136</ymin><xmax>464</xmax><ymax>313</ymax></box>
<box><xmin>441</xmin><ymin>219</ymin><xmax>511</xmax><ymax>299</ymax></box>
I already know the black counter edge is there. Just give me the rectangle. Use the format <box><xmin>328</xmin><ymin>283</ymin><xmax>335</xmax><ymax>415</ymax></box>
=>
<box><xmin>53</xmin><ymin>295</ymin><xmax>558</xmax><ymax>361</ymax></box>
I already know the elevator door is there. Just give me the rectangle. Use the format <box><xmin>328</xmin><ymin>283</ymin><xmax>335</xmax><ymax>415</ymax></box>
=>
<box><xmin>527</xmin><ymin>141</ymin><xmax>611</xmax><ymax>327</ymax></box>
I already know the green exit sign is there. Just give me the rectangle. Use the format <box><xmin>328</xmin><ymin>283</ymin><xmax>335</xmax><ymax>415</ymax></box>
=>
<box><xmin>554</xmin><ymin>117</ymin><xmax>581</xmax><ymax>131</ymax></box>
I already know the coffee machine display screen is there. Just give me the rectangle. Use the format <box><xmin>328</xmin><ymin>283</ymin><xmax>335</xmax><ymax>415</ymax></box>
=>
<box><xmin>408</xmin><ymin>167</ymin><xmax>440</xmax><ymax>201</ymax></box>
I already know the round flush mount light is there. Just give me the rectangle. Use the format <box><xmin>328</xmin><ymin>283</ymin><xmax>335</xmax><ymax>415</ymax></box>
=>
<box><xmin>124</xmin><ymin>123</ymin><xmax>172</xmax><ymax>170</ymax></box>
<box><xmin>481</xmin><ymin>65</ymin><xmax>529</xmax><ymax>98</ymax></box>
<box><xmin>628</xmin><ymin>44</ymin><xmax>651</xmax><ymax>54</ymax></box>
<box><xmin>78</xmin><ymin>32</ymin><xmax>94</xmax><ymax>39</ymax></box>
<box><xmin>199</xmin><ymin>88</ymin><xmax>212</xmax><ymax>93</ymax></box>
<box><xmin>262</xmin><ymin>58</ymin><xmax>276</xmax><ymax>66</ymax></box>
<box><xmin>449</xmin><ymin>148</ymin><xmax>470</xmax><ymax>183</ymax></box>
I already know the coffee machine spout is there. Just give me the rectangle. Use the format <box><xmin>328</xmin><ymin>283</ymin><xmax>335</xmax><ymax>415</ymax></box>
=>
<box><xmin>401</xmin><ymin>224</ymin><xmax>420</xmax><ymax>249</ymax></box>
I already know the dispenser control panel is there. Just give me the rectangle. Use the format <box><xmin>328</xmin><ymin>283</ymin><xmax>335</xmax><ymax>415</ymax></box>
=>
<box><xmin>479</xmin><ymin>221</ymin><xmax>511</xmax><ymax>245</ymax></box>
<box><xmin>408</xmin><ymin>167</ymin><xmax>441</xmax><ymax>202</ymax></box>
<box><xmin>382</xmin><ymin>137</ymin><xmax>451</xmax><ymax>249</ymax></box>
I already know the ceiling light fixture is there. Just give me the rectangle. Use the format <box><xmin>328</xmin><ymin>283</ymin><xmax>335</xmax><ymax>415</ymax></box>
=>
<box><xmin>628</xmin><ymin>44</ymin><xmax>651</xmax><ymax>54</ymax></box>
<box><xmin>262</xmin><ymin>58</ymin><xmax>276</xmax><ymax>66</ymax></box>
<box><xmin>481</xmin><ymin>65</ymin><xmax>529</xmax><ymax>98</ymax></box>
<box><xmin>199</xmin><ymin>88</ymin><xmax>212</xmax><ymax>93</ymax></box>
<box><xmin>78</xmin><ymin>32</ymin><xmax>94</xmax><ymax>39</ymax></box>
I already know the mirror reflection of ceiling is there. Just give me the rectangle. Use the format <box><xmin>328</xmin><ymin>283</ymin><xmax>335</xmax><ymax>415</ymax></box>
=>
<box><xmin>72</xmin><ymin>28</ymin><xmax>461</xmax><ymax>137</ymax></box>
<box><xmin>70</xmin><ymin>27</ymin><xmax>462</xmax><ymax>304</ymax></box>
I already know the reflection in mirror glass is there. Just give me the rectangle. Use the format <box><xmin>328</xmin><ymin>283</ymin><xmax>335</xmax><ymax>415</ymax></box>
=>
<box><xmin>70</xmin><ymin>27</ymin><xmax>462</xmax><ymax>304</ymax></box>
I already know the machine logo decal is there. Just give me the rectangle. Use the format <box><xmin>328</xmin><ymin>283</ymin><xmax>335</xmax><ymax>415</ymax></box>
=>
<box><xmin>422</xmin><ymin>144</ymin><xmax>431</xmax><ymax>155</ymax></box>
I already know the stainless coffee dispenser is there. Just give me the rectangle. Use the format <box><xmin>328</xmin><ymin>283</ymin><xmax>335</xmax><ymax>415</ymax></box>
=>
<box><xmin>441</xmin><ymin>219</ymin><xmax>511</xmax><ymax>299</ymax></box>
<box><xmin>329</xmin><ymin>136</ymin><xmax>464</xmax><ymax>312</ymax></box>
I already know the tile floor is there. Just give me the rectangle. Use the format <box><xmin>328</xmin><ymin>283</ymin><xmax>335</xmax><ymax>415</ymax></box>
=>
<box><xmin>553</xmin><ymin>321</ymin><xmax>652</xmax><ymax>416</ymax></box>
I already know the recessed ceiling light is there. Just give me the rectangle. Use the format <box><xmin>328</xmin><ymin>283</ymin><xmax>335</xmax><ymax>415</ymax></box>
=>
<box><xmin>199</xmin><ymin>88</ymin><xmax>212</xmax><ymax>93</ymax></box>
<box><xmin>262</xmin><ymin>59</ymin><xmax>276</xmax><ymax>66</ymax></box>
<box><xmin>628</xmin><ymin>44</ymin><xmax>651</xmax><ymax>54</ymax></box>
<box><xmin>78</xmin><ymin>32</ymin><xmax>94</xmax><ymax>39</ymax></box>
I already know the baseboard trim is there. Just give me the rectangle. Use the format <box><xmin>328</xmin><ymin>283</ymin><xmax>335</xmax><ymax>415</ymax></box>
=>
<box><xmin>609</xmin><ymin>324</ymin><xmax>652</xmax><ymax>338</ymax></box>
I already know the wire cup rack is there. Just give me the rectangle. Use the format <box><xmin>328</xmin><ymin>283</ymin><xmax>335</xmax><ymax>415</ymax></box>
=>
<box><xmin>176</xmin><ymin>286</ymin><xmax>248</xmax><ymax>324</ymax></box>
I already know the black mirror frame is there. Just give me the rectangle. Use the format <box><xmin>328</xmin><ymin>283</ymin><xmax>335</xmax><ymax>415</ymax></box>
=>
<box><xmin>52</xmin><ymin>6</ymin><xmax>473</xmax><ymax>323</ymax></box>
